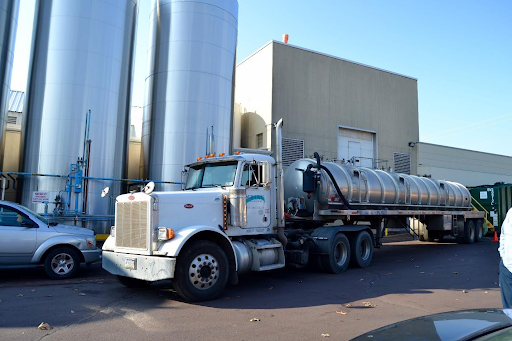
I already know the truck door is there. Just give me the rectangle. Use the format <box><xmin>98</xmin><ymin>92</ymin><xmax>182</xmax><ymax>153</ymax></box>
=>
<box><xmin>241</xmin><ymin>162</ymin><xmax>271</xmax><ymax>228</ymax></box>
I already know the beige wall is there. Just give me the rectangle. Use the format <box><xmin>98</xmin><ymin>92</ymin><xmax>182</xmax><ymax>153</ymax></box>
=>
<box><xmin>235</xmin><ymin>42</ymin><xmax>274</xmax><ymax>150</ymax></box>
<box><xmin>271</xmin><ymin>42</ymin><xmax>419</xmax><ymax>173</ymax></box>
<box><xmin>417</xmin><ymin>142</ymin><xmax>512</xmax><ymax>186</ymax></box>
<box><xmin>235</xmin><ymin>41</ymin><xmax>419</xmax><ymax>173</ymax></box>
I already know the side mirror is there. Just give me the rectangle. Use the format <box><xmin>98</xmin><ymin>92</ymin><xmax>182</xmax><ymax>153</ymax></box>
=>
<box><xmin>21</xmin><ymin>221</ymin><xmax>37</xmax><ymax>228</ymax></box>
<box><xmin>261</xmin><ymin>161</ymin><xmax>272</xmax><ymax>185</ymax></box>
<box><xmin>101</xmin><ymin>187</ymin><xmax>110</xmax><ymax>198</ymax></box>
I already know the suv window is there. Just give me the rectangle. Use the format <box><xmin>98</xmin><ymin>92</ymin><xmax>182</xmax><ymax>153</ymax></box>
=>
<box><xmin>0</xmin><ymin>205</ymin><xmax>36</xmax><ymax>227</ymax></box>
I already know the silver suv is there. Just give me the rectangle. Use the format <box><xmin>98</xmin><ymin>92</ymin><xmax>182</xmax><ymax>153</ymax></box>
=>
<box><xmin>0</xmin><ymin>201</ymin><xmax>101</xmax><ymax>279</ymax></box>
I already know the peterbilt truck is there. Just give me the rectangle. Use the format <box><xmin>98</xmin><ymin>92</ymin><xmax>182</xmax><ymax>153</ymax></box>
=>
<box><xmin>102</xmin><ymin>119</ymin><xmax>485</xmax><ymax>301</ymax></box>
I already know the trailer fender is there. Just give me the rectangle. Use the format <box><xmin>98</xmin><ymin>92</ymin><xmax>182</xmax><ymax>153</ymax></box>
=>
<box><xmin>159</xmin><ymin>226</ymin><xmax>238</xmax><ymax>271</ymax></box>
<box><xmin>311</xmin><ymin>225</ymin><xmax>372</xmax><ymax>255</ymax></box>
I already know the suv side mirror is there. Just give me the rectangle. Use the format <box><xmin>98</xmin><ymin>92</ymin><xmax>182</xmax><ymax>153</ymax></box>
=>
<box><xmin>21</xmin><ymin>221</ymin><xmax>37</xmax><ymax>228</ymax></box>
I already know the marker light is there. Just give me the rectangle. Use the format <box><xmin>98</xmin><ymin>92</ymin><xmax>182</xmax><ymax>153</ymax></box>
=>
<box><xmin>235</xmin><ymin>151</ymin><xmax>241</xmax><ymax>155</ymax></box>
<box><xmin>210</xmin><ymin>153</ymin><xmax>215</xmax><ymax>157</ymax></box>
<box><xmin>205</xmin><ymin>155</ymin><xmax>210</xmax><ymax>159</ymax></box>
<box><xmin>223</xmin><ymin>196</ymin><xmax>228</xmax><ymax>230</ymax></box>
<box><xmin>197</xmin><ymin>157</ymin><xmax>202</xmax><ymax>161</ymax></box>
<box><xmin>219</xmin><ymin>152</ymin><xmax>225</xmax><ymax>157</ymax></box>
<box><xmin>158</xmin><ymin>227</ymin><xmax>175</xmax><ymax>241</ymax></box>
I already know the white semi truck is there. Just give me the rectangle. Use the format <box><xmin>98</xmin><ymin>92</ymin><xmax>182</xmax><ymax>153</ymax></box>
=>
<box><xmin>102</xmin><ymin>119</ymin><xmax>485</xmax><ymax>301</ymax></box>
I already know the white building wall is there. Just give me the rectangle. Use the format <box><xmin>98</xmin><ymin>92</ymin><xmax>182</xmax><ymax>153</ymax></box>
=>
<box><xmin>417</xmin><ymin>142</ymin><xmax>512</xmax><ymax>186</ymax></box>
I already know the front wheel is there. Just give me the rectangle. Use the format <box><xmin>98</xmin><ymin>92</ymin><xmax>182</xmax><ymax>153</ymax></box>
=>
<box><xmin>44</xmin><ymin>247</ymin><xmax>80</xmax><ymax>279</ymax></box>
<box><xmin>320</xmin><ymin>233</ymin><xmax>351</xmax><ymax>274</ymax></box>
<box><xmin>173</xmin><ymin>240</ymin><xmax>229</xmax><ymax>302</ymax></box>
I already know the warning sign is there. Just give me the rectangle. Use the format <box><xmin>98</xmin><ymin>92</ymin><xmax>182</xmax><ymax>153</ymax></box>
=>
<box><xmin>32</xmin><ymin>191</ymin><xmax>49</xmax><ymax>203</ymax></box>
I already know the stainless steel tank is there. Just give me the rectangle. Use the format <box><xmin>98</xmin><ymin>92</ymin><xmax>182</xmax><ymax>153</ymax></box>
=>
<box><xmin>21</xmin><ymin>0</ymin><xmax>138</xmax><ymax>232</ymax></box>
<box><xmin>142</xmin><ymin>0</ymin><xmax>238</xmax><ymax>190</ymax></box>
<box><xmin>284</xmin><ymin>159</ymin><xmax>471</xmax><ymax>214</ymax></box>
<box><xmin>0</xmin><ymin>0</ymin><xmax>19</xmax><ymax>170</ymax></box>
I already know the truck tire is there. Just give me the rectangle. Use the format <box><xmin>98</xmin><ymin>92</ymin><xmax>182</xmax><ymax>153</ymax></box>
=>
<box><xmin>320</xmin><ymin>233</ymin><xmax>351</xmax><ymax>274</ymax></box>
<box><xmin>116</xmin><ymin>276</ymin><xmax>151</xmax><ymax>288</ymax></box>
<box><xmin>475</xmin><ymin>220</ymin><xmax>484</xmax><ymax>242</ymax></box>
<box><xmin>459</xmin><ymin>220</ymin><xmax>476</xmax><ymax>244</ymax></box>
<box><xmin>43</xmin><ymin>246</ymin><xmax>80</xmax><ymax>279</ymax></box>
<box><xmin>349</xmin><ymin>230</ymin><xmax>373</xmax><ymax>268</ymax></box>
<box><xmin>173</xmin><ymin>240</ymin><xmax>229</xmax><ymax>302</ymax></box>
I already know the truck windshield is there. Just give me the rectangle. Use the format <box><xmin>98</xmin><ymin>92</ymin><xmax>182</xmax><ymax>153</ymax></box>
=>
<box><xmin>186</xmin><ymin>161</ymin><xmax>238</xmax><ymax>190</ymax></box>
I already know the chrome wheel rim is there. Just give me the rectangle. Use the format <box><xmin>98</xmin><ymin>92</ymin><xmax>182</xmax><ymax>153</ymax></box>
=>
<box><xmin>51</xmin><ymin>253</ymin><xmax>75</xmax><ymax>275</ymax></box>
<box><xmin>334</xmin><ymin>242</ymin><xmax>348</xmax><ymax>267</ymax></box>
<box><xmin>188</xmin><ymin>254</ymin><xmax>219</xmax><ymax>290</ymax></box>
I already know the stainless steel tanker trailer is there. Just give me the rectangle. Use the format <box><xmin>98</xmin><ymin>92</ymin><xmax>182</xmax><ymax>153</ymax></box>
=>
<box><xmin>282</xmin><ymin>152</ymin><xmax>485</xmax><ymax>273</ymax></box>
<box><xmin>102</xmin><ymin>119</ymin><xmax>485</xmax><ymax>301</ymax></box>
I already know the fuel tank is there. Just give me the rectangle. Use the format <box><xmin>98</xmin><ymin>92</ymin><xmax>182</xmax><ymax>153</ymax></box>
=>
<box><xmin>284</xmin><ymin>159</ymin><xmax>471</xmax><ymax>214</ymax></box>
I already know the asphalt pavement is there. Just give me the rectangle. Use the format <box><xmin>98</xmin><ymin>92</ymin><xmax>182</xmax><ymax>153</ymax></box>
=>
<box><xmin>0</xmin><ymin>233</ymin><xmax>502</xmax><ymax>341</ymax></box>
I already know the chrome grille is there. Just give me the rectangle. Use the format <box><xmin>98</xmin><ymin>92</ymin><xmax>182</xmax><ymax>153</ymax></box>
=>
<box><xmin>115</xmin><ymin>200</ymin><xmax>149</xmax><ymax>249</ymax></box>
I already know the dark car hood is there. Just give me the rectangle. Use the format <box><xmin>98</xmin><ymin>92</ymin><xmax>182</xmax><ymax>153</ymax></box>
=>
<box><xmin>352</xmin><ymin>309</ymin><xmax>512</xmax><ymax>341</ymax></box>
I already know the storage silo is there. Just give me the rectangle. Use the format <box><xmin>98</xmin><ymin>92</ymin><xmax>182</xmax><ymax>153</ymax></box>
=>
<box><xmin>0</xmin><ymin>0</ymin><xmax>19</xmax><ymax>170</ymax></box>
<box><xmin>142</xmin><ymin>0</ymin><xmax>238</xmax><ymax>190</ymax></box>
<box><xmin>21</xmin><ymin>0</ymin><xmax>138</xmax><ymax>232</ymax></box>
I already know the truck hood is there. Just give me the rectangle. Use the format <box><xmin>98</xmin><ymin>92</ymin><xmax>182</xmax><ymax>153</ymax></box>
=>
<box><xmin>53</xmin><ymin>224</ymin><xmax>95</xmax><ymax>236</ymax></box>
<box><xmin>151</xmin><ymin>189</ymin><xmax>226</xmax><ymax>230</ymax></box>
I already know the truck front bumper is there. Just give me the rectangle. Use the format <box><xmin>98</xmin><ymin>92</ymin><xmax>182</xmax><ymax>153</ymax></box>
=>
<box><xmin>102</xmin><ymin>251</ymin><xmax>175</xmax><ymax>282</ymax></box>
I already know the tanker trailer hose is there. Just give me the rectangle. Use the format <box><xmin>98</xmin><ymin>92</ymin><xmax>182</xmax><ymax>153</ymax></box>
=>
<box><xmin>313</xmin><ymin>152</ymin><xmax>354</xmax><ymax>210</ymax></box>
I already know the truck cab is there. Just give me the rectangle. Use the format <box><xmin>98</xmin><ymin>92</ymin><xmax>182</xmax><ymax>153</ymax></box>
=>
<box><xmin>102</xmin><ymin>152</ymin><xmax>286</xmax><ymax>301</ymax></box>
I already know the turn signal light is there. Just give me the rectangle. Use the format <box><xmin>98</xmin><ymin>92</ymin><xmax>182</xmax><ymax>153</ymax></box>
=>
<box><xmin>158</xmin><ymin>227</ymin><xmax>175</xmax><ymax>241</ymax></box>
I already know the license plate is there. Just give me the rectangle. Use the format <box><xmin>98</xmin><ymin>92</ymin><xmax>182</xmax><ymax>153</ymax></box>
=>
<box><xmin>125</xmin><ymin>258</ymin><xmax>136</xmax><ymax>270</ymax></box>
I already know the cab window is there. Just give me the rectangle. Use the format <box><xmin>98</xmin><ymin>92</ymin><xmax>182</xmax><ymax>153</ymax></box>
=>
<box><xmin>242</xmin><ymin>163</ymin><xmax>264</xmax><ymax>187</ymax></box>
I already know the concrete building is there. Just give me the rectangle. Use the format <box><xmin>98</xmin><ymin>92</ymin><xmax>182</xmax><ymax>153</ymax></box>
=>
<box><xmin>416</xmin><ymin>142</ymin><xmax>512</xmax><ymax>187</ymax></box>
<box><xmin>235</xmin><ymin>40</ymin><xmax>419</xmax><ymax>174</ymax></box>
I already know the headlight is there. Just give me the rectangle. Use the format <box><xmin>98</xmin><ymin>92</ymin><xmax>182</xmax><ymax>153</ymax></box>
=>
<box><xmin>158</xmin><ymin>227</ymin><xmax>175</xmax><ymax>241</ymax></box>
<box><xmin>110</xmin><ymin>226</ymin><xmax>116</xmax><ymax>238</ymax></box>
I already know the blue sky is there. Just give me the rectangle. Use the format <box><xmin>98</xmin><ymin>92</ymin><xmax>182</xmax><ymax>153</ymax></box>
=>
<box><xmin>11</xmin><ymin>0</ymin><xmax>512</xmax><ymax>156</ymax></box>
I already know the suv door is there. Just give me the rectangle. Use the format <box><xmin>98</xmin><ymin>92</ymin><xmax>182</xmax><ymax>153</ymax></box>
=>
<box><xmin>0</xmin><ymin>205</ymin><xmax>39</xmax><ymax>265</ymax></box>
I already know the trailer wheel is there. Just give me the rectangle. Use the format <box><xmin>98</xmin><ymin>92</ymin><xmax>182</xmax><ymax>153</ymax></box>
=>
<box><xmin>116</xmin><ymin>276</ymin><xmax>151</xmax><ymax>288</ymax></box>
<box><xmin>460</xmin><ymin>220</ymin><xmax>476</xmax><ymax>244</ymax></box>
<box><xmin>475</xmin><ymin>220</ymin><xmax>484</xmax><ymax>242</ymax></box>
<box><xmin>349</xmin><ymin>230</ymin><xmax>373</xmax><ymax>268</ymax></box>
<box><xmin>173</xmin><ymin>240</ymin><xmax>229</xmax><ymax>302</ymax></box>
<box><xmin>320</xmin><ymin>233</ymin><xmax>351</xmax><ymax>274</ymax></box>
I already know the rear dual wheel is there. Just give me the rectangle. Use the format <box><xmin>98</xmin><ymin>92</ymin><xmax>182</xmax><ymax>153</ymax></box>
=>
<box><xmin>349</xmin><ymin>230</ymin><xmax>373</xmax><ymax>268</ymax></box>
<box><xmin>457</xmin><ymin>220</ymin><xmax>476</xmax><ymax>244</ymax></box>
<box><xmin>320</xmin><ymin>233</ymin><xmax>351</xmax><ymax>274</ymax></box>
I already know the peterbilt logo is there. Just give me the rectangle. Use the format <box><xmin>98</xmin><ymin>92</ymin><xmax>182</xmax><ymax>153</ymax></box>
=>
<box><xmin>184</xmin><ymin>204</ymin><xmax>194</xmax><ymax>209</ymax></box>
